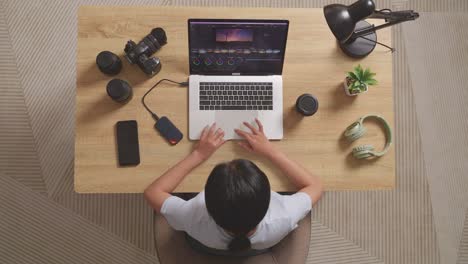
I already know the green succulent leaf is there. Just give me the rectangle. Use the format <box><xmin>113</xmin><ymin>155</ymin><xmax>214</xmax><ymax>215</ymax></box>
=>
<box><xmin>349</xmin><ymin>64</ymin><xmax>378</xmax><ymax>88</ymax></box>
<box><xmin>347</xmin><ymin>72</ymin><xmax>358</xmax><ymax>81</ymax></box>
<box><xmin>354</xmin><ymin>65</ymin><xmax>364</xmax><ymax>80</ymax></box>
<box><xmin>362</xmin><ymin>68</ymin><xmax>371</xmax><ymax>80</ymax></box>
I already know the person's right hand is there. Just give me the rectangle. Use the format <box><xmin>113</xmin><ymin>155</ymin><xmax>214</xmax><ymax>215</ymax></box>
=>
<box><xmin>235</xmin><ymin>119</ymin><xmax>277</xmax><ymax>158</ymax></box>
<box><xmin>193</xmin><ymin>123</ymin><xmax>225</xmax><ymax>162</ymax></box>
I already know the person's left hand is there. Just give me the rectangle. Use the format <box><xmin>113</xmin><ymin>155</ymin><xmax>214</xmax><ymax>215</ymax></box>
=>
<box><xmin>193</xmin><ymin>123</ymin><xmax>226</xmax><ymax>161</ymax></box>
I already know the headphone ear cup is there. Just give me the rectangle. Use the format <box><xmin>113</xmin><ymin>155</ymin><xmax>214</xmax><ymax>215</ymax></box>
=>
<box><xmin>352</xmin><ymin>144</ymin><xmax>375</xmax><ymax>159</ymax></box>
<box><xmin>344</xmin><ymin>122</ymin><xmax>366</xmax><ymax>142</ymax></box>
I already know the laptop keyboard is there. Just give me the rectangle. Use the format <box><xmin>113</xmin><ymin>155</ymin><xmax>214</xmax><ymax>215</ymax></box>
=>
<box><xmin>199</xmin><ymin>82</ymin><xmax>273</xmax><ymax>111</ymax></box>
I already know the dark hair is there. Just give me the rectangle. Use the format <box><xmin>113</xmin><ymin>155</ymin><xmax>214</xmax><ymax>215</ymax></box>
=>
<box><xmin>205</xmin><ymin>159</ymin><xmax>271</xmax><ymax>251</ymax></box>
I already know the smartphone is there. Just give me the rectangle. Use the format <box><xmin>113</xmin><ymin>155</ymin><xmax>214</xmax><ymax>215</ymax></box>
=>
<box><xmin>116</xmin><ymin>120</ymin><xmax>140</xmax><ymax>166</ymax></box>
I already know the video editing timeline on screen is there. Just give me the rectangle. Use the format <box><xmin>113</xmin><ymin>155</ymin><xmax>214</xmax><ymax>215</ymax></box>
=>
<box><xmin>189</xmin><ymin>21</ymin><xmax>288</xmax><ymax>74</ymax></box>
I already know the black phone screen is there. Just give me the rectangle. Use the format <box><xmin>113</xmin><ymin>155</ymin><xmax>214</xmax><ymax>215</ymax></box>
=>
<box><xmin>116</xmin><ymin>120</ymin><xmax>140</xmax><ymax>166</ymax></box>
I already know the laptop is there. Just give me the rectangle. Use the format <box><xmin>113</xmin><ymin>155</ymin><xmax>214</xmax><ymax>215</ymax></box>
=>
<box><xmin>188</xmin><ymin>19</ymin><xmax>289</xmax><ymax>140</ymax></box>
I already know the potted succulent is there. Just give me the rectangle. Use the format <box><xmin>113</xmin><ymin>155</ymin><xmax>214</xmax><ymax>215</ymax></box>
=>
<box><xmin>343</xmin><ymin>65</ymin><xmax>378</xmax><ymax>96</ymax></box>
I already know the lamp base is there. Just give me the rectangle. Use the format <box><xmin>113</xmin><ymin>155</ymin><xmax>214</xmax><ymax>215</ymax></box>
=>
<box><xmin>339</xmin><ymin>21</ymin><xmax>377</xmax><ymax>58</ymax></box>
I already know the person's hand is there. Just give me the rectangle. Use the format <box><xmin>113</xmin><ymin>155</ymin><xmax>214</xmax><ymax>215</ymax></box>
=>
<box><xmin>235</xmin><ymin>119</ymin><xmax>278</xmax><ymax>158</ymax></box>
<box><xmin>193</xmin><ymin>123</ymin><xmax>226</xmax><ymax>161</ymax></box>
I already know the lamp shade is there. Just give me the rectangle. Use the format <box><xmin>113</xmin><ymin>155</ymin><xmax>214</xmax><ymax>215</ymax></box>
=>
<box><xmin>324</xmin><ymin>0</ymin><xmax>375</xmax><ymax>43</ymax></box>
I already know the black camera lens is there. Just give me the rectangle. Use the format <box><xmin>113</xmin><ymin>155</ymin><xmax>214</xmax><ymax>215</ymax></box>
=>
<box><xmin>106</xmin><ymin>79</ymin><xmax>132</xmax><ymax>103</ymax></box>
<box><xmin>96</xmin><ymin>51</ymin><xmax>122</xmax><ymax>75</ymax></box>
<box><xmin>151</xmin><ymin>28</ymin><xmax>167</xmax><ymax>46</ymax></box>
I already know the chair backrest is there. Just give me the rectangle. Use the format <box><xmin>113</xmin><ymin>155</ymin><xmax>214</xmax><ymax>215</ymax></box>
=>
<box><xmin>154</xmin><ymin>212</ymin><xmax>311</xmax><ymax>264</ymax></box>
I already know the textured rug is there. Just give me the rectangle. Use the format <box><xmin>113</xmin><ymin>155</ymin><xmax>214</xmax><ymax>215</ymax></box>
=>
<box><xmin>1</xmin><ymin>0</ymin><xmax>468</xmax><ymax>263</ymax></box>
<box><xmin>402</xmin><ymin>13</ymin><xmax>468</xmax><ymax>264</ymax></box>
<box><xmin>0</xmin><ymin>6</ymin><xmax>46</xmax><ymax>195</ymax></box>
<box><xmin>0</xmin><ymin>171</ymin><xmax>160</xmax><ymax>264</ymax></box>
<box><xmin>458</xmin><ymin>210</ymin><xmax>468</xmax><ymax>264</ymax></box>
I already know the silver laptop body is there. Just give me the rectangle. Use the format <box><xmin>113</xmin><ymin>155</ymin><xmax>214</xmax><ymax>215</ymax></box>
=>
<box><xmin>188</xmin><ymin>19</ymin><xmax>289</xmax><ymax>140</ymax></box>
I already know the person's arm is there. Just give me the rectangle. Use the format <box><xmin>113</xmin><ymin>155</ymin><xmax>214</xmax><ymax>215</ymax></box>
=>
<box><xmin>144</xmin><ymin>123</ymin><xmax>225</xmax><ymax>213</ymax></box>
<box><xmin>235</xmin><ymin>119</ymin><xmax>323</xmax><ymax>205</ymax></box>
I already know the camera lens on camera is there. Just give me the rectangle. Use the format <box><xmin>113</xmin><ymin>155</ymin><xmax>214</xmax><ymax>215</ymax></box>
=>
<box><xmin>151</xmin><ymin>28</ymin><xmax>167</xmax><ymax>46</ymax></box>
<box><xmin>123</xmin><ymin>28</ymin><xmax>167</xmax><ymax>76</ymax></box>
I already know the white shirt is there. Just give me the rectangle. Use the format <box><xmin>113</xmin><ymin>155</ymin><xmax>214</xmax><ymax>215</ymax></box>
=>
<box><xmin>161</xmin><ymin>191</ymin><xmax>312</xmax><ymax>250</ymax></box>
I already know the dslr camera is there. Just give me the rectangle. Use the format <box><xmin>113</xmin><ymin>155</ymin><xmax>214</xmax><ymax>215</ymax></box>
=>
<box><xmin>124</xmin><ymin>27</ymin><xmax>167</xmax><ymax>76</ymax></box>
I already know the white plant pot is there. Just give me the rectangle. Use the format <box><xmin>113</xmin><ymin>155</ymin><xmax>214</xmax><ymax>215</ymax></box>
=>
<box><xmin>343</xmin><ymin>77</ymin><xmax>368</xmax><ymax>96</ymax></box>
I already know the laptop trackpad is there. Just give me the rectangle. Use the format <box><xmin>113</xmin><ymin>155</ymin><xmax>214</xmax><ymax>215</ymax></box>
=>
<box><xmin>215</xmin><ymin>111</ymin><xmax>258</xmax><ymax>140</ymax></box>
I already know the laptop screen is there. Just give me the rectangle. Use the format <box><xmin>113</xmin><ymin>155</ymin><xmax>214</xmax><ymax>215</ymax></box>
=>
<box><xmin>188</xmin><ymin>19</ymin><xmax>289</xmax><ymax>75</ymax></box>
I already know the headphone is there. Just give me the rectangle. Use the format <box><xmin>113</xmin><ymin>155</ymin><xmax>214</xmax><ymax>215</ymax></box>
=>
<box><xmin>343</xmin><ymin>115</ymin><xmax>392</xmax><ymax>159</ymax></box>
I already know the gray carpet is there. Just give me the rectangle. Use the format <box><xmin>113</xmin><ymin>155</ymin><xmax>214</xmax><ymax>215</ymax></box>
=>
<box><xmin>0</xmin><ymin>171</ymin><xmax>159</xmax><ymax>264</ymax></box>
<box><xmin>1</xmin><ymin>0</ymin><xmax>468</xmax><ymax>263</ymax></box>
<box><xmin>0</xmin><ymin>6</ymin><xmax>46</xmax><ymax>195</ymax></box>
<box><xmin>403</xmin><ymin>13</ymin><xmax>468</xmax><ymax>264</ymax></box>
<box><xmin>458</xmin><ymin>210</ymin><xmax>468</xmax><ymax>264</ymax></box>
<box><xmin>307</xmin><ymin>221</ymin><xmax>383</xmax><ymax>264</ymax></box>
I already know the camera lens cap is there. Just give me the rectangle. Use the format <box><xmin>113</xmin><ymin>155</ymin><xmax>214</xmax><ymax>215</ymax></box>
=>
<box><xmin>296</xmin><ymin>93</ymin><xmax>319</xmax><ymax>116</ymax></box>
<box><xmin>106</xmin><ymin>79</ymin><xmax>132</xmax><ymax>103</ymax></box>
<box><xmin>96</xmin><ymin>51</ymin><xmax>122</xmax><ymax>75</ymax></box>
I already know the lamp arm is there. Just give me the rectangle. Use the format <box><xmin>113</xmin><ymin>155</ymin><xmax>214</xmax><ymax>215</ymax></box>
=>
<box><xmin>369</xmin><ymin>9</ymin><xmax>419</xmax><ymax>21</ymax></box>
<box><xmin>351</xmin><ymin>20</ymin><xmax>399</xmax><ymax>39</ymax></box>
<box><xmin>350</xmin><ymin>10</ymin><xmax>419</xmax><ymax>39</ymax></box>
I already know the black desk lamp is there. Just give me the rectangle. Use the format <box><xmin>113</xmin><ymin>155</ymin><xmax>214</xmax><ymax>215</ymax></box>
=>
<box><xmin>324</xmin><ymin>0</ymin><xmax>419</xmax><ymax>58</ymax></box>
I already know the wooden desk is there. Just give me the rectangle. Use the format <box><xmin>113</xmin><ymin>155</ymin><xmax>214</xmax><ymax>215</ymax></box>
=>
<box><xmin>76</xmin><ymin>6</ymin><xmax>394</xmax><ymax>193</ymax></box>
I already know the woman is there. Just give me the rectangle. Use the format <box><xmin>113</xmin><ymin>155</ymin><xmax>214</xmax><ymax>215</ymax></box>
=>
<box><xmin>144</xmin><ymin>119</ymin><xmax>323</xmax><ymax>254</ymax></box>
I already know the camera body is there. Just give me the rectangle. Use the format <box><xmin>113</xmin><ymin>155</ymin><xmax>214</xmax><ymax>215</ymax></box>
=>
<box><xmin>124</xmin><ymin>28</ymin><xmax>167</xmax><ymax>76</ymax></box>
